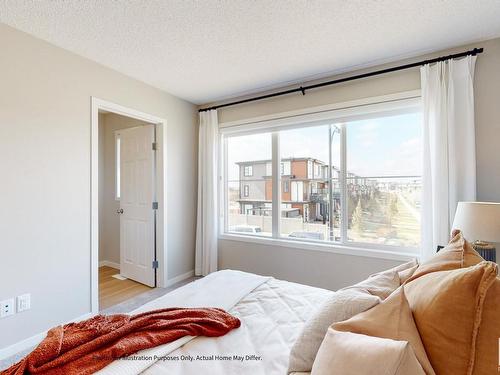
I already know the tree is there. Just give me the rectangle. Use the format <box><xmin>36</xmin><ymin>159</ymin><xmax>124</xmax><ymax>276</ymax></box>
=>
<box><xmin>351</xmin><ymin>199</ymin><xmax>364</xmax><ymax>234</ymax></box>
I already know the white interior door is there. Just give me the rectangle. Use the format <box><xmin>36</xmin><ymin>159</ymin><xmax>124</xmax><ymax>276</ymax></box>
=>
<box><xmin>119</xmin><ymin>125</ymin><xmax>155</xmax><ymax>287</ymax></box>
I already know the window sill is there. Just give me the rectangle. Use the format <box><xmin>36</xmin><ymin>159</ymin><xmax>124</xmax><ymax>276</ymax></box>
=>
<box><xmin>219</xmin><ymin>233</ymin><xmax>420</xmax><ymax>262</ymax></box>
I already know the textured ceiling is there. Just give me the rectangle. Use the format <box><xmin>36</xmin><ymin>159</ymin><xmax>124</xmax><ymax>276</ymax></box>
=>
<box><xmin>1</xmin><ymin>0</ymin><xmax>500</xmax><ymax>105</ymax></box>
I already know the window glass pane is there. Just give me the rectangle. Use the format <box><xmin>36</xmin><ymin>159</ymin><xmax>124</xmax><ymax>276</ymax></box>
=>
<box><xmin>227</xmin><ymin>133</ymin><xmax>272</xmax><ymax>237</ymax></box>
<box><xmin>345</xmin><ymin>113</ymin><xmax>422</xmax><ymax>247</ymax></box>
<box><xmin>279</xmin><ymin>124</ymin><xmax>340</xmax><ymax>241</ymax></box>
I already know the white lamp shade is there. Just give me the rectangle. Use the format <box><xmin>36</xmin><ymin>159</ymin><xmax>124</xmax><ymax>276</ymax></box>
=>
<box><xmin>452</xmin><ymin>202</ymin><xmax>500</xmax><ymax>243</ymax></box>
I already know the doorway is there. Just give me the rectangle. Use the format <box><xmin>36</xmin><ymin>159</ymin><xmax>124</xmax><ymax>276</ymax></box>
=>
<box><xmin>91</xmin><ymin>98</ymin><xmax>168</xmax><ymax>313</ymax></box>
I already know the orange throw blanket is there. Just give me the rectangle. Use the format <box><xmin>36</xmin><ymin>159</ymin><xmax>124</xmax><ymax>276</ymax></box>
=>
<box><xmin>3</xmin><ymin>307</ymin><xmax>240</xmax><ymax>375</ymax></box>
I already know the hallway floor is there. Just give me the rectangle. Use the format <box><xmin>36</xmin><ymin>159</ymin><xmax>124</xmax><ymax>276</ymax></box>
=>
<box><xmin>99</xmin><ymin>265</ymin><xmax>152</xmax><ymax>310</ymax></box>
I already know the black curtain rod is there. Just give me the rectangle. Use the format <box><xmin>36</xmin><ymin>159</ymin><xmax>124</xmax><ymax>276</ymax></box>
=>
<box><xmin>199</xmin><ymin>47</ymin><xmax>483</xmax><ymax>112</ymax></box>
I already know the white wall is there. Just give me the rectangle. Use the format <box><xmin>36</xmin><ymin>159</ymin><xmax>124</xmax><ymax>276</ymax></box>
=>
<box><xmin>0</xmin><ymin>24</ymin><xmax>197</xmax><ymax>349</ymax></box>
<box><xmin>215</xmin><ymin>37</ymin><xmax>500</xmax><ymax>289</ymax></box>
<box><xmin>98</xmin><ymin>113</ymin><xmax>152</xmax><ymax>265</ymax></box>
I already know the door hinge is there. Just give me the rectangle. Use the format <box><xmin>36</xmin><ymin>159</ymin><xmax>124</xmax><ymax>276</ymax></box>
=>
<box><xmin>152</xmin><ymin>260</ymin><xmax>159</xmax><ymax>269</ymax></box>
<box><xmin>152</xmin><ymin>201</ymin><xmax>159</xmax><ymax>210</ymax></box>
<box><xmin>152</xmin><ymin>142</ymin><xmax>157</xmax><ymax>151</ymax></box>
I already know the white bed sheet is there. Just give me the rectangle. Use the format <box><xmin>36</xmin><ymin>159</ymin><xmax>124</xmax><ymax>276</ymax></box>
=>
<box><xmin>142</xmin><ymin>278</ymin><xmax>333</xmax><ymax>375</ymax></box>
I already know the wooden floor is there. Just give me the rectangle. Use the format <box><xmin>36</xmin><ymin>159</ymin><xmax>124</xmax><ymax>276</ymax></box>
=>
<box><xmin>99</xmin><ymin>266</ymin><xmax>152</xmax><ymax>310</ymax></box>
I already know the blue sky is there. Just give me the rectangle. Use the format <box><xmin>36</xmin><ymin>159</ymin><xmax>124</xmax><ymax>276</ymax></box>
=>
<box><xmin>227</xmin><ymin>112</ymin><xmax>422</xmax><ymax>181</ymax></box>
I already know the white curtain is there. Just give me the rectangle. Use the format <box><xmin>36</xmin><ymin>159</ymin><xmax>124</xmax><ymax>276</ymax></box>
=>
<box><xmin>195</xmin><ymin>110</ymin><xmax>219</xmax><ymax>276</ymax></box>
<box><xmin>421</xmin><ymin>56</ymin><xmax>477</xmax><ymax>260</ymax></box>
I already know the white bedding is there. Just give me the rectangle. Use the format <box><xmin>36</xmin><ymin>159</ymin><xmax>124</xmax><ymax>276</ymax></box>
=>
<box><xmin>98</xmin><ymin>270</ymin><xmax>333</xmax><ymax>375</ymax></box>
<box><xmin>97</xmin><ymin>270</ymin><xmax>271</xmax><ymax>375</ymax></box>
<box><xmin>142</xmin><ymin>277</ymin><xmax>332</xmax><ymax>374</ymax></box>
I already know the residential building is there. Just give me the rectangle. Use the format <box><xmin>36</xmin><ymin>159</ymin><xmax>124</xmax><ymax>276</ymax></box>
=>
<box><xmin>236</xmin><ymin>157</ymin><xmax>340</xmax><ymax>222</ymax></box>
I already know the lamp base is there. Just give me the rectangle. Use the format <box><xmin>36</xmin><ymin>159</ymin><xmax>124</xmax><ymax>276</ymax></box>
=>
<box><xmin>472</xmin><ymin>241</ymin><xmax>497</xmax><ymax>263</ymax></box>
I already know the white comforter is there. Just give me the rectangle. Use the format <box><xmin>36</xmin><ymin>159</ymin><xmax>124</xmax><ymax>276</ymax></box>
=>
<box><xmin>144</xmin><ymin>276</ymin><xmax>332</xmax><ymax>374</ymax></box>
<box><xmin>99</xmin><ymin>270</ymin><xmax>332</xmax><ymax>375</ymax></box>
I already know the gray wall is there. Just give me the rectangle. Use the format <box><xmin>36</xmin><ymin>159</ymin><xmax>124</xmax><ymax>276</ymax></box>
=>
<box><xmin>216</xmin><ymin>37</ymin><xmax>500</xmax><ymax>290</ymax></box>
<box><xmin>98</xmin><ymin>113</ymin><xmax>153</xmax><ymax>265</ymax></box>
<box><xmin>0</xmin><ymin>24</ymin><xmax>197</xmax><ymax>349</ymax></box>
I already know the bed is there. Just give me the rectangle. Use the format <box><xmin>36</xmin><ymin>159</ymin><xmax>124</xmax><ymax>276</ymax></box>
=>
<box><xmin>97</xmin><ymin>270</ymin><xmax>333</xmax><ymax>375</ymax></box>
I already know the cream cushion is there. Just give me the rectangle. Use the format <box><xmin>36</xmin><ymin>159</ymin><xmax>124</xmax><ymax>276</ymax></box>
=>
<box><xmin>287</xmin><ymin>288</ymin><xmax>380</xmax><ymax>373</ymax></box>
<box><xmin>288</xmin><ymin>260</ymin><xmax>418</xmax><ymax>373</ymax></box>
<box><xmin>312</xmin><ymin>329</ymin><xmax>425</xmax><ymax>375</ymax></box>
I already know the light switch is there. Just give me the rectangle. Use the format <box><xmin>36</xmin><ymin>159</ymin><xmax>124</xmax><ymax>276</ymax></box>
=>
<box><xmin>17</xmin><ymin>294</ymin><xmax>31</xmax><ymax>312</ymax></box>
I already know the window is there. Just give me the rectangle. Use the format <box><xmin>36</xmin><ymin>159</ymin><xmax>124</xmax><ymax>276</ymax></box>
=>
<box><xmin>115</xmin><ymin>132</ymin><xmax>121</xmax><ymax>200</ymax></box>
<box><xmin>281</xmin><ymin>161</ymin><xmax>291</xmax><ymax>175</ymax></box>
<box><xmin>243</xmin><ymin>165</ymin><xmax>253</xmax><ymax>176</ymax></box>
<box><xmin>226</xmin><ymin>133</ymin><xmax>272</xmax><ymax>237</ymax></box>
<box><xmin>315</xmin><ymin>164</ymin><xmax>321</xmax><ymax>177</ymax></box>
<box><xmin>307</xmin><ymin>160</ymin><xmax>313</xmax><ymax>179</ymax></box>
<box><xmin>290</xmin><ymin>181</ymin><xmax>304</xmax><ymax>202</ymax></box>
<box><xmin>266</xmin><ymin>162</ymin><xmax>272</xmax><ymax>176</ymax></box>
<box><xmin>222</xmin><ymin>97</ymin><xmax>421</xmax><ymax>254</ymax></box>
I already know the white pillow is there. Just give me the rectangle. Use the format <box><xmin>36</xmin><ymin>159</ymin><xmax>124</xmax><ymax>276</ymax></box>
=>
<box><xmin>287</xmin><ymin>288</ymin><xmax>380</xmax><ymax>373</ymax></box>
<box><xmin>311</xmin><ymin>329</ymin><xmax>425</xmax><ymax>375</ymax></box>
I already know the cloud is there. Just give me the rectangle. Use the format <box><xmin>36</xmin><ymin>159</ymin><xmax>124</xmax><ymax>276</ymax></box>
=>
<box><xmin>382</xmin><ymin>137</ymin><xmax>422</xmax><ymax>175</ymax></box>
<box><xmin>354</xmin><ymin>121</ymin><xmax>380</xmax><ymax>147</ymax></box>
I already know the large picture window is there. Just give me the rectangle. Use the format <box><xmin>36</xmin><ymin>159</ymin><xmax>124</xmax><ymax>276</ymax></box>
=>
<box><xmin>222</xmin><ymin>97</ymin><xmax>422</xmax><ymax>254</ymax></box>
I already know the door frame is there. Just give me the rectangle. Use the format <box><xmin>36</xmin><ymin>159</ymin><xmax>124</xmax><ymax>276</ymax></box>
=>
<box><xmin>91</xmin><ymin>97</ymin><xmax>168</xmax><ymax>314</ymax></box>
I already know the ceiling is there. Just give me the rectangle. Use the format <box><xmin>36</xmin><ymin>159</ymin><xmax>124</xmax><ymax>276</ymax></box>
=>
<box><xmin>1</xmin><ymin>1</ymin><xmax>500</xmax><ymax>105</ymax></box>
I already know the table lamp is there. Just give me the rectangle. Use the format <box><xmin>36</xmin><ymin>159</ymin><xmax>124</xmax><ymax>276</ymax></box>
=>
<box><xmin>452</xmin><ymin>201</ymin><xmax>500</xmax><ymax>262</ymax></box>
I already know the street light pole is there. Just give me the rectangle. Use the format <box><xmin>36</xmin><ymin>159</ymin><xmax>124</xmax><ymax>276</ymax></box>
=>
<box><xmin>328</xmin><ymin>125</ymin><xmax>339</xmax><ymax>242</ymax></box>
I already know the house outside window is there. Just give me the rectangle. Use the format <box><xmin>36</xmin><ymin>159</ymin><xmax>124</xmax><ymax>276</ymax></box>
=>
<box><xmin>243</xmin><ymin>185</ymin><xmax>249</xmax><ymax>197</ymax></box>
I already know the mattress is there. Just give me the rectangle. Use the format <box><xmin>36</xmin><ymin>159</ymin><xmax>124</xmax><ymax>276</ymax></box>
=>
<box><xmin>142</xmin><ymin>278</ymin><xmax>333</xmax><ymax>374</ymax></box>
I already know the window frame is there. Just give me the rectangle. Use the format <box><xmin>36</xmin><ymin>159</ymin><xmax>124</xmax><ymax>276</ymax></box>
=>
<box><xmin>218</xmin><ymin>91</ymin><xmax>422</xmax><ymax>260</ymax></box>
<box><xmin>243</xmin><ymin>184</ymin><xmax>249</xmax><ymax>197</ymax></box>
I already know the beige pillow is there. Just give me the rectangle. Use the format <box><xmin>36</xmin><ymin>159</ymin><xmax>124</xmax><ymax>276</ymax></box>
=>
<box><xmin>404</xmin><ymin>261</ymin><xmax>497</xmax><ymax>375</ymax></box>
<box><xmin>341</xmin><ymin>259</ymin><xmax>418</xmax><ymax>299</ymax></box>
<box><xmin>312</xmin><ymin>329</ymin><xmax>425</xmax><ymax>375</ymax></box>
<box><xmin>287</xmin><ymin>288</ymin><xmax>380</xmax><ymax>373</ymax></box>
<box><xmin>333</xmin><ymin>287</ymin><xmax>435</xmax><ymax>375</ymax></box>
<box><xmin>406</xmin><ymin>229</ymin><xmax>483</xmax><ymax>283</ymax></box>
<box><xmin>288</xmin><ymin>260</ymin><xmax>418</xmax><ymax>373</ymax></box>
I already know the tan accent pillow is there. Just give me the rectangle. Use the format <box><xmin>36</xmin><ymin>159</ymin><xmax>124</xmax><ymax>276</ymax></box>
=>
<box><xmin>407</xmin><ymin>230</ymin><xmax>483</xmax><ymax>283</ymax></box>
<box><xmin>404</xmin><ymin>261</ymin><xmax>497</xmax><ymax>375</ymax></box>
<box><xmin>474</xmin><ymin>276</ymin><xmax>500</xmax><ymax>375</ymax></box>
<box><xmin>333</xmin><ymin>287</ymin><xmax>435</xmax><ymax>375</ymax></box>
<box><xmin>311</xmin><ymin>329</ymin><xmax>425</xmax><ymax>375</ymax></box>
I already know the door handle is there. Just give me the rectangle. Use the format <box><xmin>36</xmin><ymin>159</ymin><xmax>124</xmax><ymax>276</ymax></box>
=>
<box><xmin>116</xmin><ymin>208</ymin><xmax>124</xmax><ymax>214</ymax></box>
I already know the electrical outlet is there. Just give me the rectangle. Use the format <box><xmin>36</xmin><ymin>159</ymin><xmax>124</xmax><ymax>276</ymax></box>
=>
<box><xmin>0</xmin><ymin>298</ymin><xmax>15</xmax><ymax>318</ymax></box>
<box><xmin>17</xmin><ymin>294</ymin><xmax>31</xmax><ymax>312</ymax></box>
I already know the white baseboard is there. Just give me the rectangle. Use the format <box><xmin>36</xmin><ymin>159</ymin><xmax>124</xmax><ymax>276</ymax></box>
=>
<box><xmin>99</xmin><ymin>260</ymin><xmax>120</xmax><ymax>270</ymax></box>
<box><xmin>166</xmin><ymin>269</ymin><xmax>195</xmax><ymax>287</ymax></box>
<box><xmin>0</xmin><ymin>312</ymin><xmax>93</xmax><ymax>361</ymax></box>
